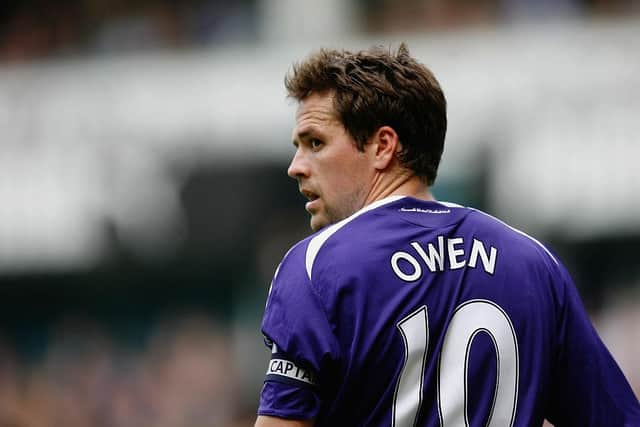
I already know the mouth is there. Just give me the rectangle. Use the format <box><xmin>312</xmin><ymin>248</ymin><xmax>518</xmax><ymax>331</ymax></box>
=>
<box><xmin>301</xmin><ymin>189</ymin><xmax>320</xmax><ymax>212</ymax></box>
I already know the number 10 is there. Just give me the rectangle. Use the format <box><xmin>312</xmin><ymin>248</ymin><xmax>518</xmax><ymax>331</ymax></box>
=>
<box><xmin>393</xmin><ymin>300</ymin><xmax>519</xmax><ymax>427</ymax></box>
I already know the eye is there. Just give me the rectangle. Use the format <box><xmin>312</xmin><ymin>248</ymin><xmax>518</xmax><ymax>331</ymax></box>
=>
<box><xmin>310</xmin><ymin>138</ymin><xmax>323</xmax><ymax>150</ymax></box>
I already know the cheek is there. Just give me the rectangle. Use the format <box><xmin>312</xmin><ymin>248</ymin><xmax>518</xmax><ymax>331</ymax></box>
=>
<box><xmin>342</xmin><ymin>156</ymin><xmax>373</xmax><ymax>185</ymax></box>
<box><xmin>329</xmin><ymin>161</ymin><xmax>371</xmax><ymax>202</ymax></box>
<box><xmin>317</xmin><ymin>147</ymin><xmax>372</xmax><ymax>197</ymax></box>
<box><xmin>326</xmin><ymin>167</ymin><xmax>366</xmax><ymax>195</ymax></box>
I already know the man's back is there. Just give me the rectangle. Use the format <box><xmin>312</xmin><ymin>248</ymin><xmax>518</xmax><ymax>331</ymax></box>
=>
<box><xmin>259</xmin><ymin>196</ymin><xmax>640</xmax><ymax>426</ymax></box>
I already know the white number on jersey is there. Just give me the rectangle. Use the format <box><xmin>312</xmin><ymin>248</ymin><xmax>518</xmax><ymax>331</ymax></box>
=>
<box><xmin>393</xmin><ymin>300</ymin><xmax>519</xmax><ymax>427</ymax></box>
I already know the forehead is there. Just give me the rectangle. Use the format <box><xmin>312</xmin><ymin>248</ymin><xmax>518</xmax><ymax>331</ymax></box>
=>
<box><xmin>294</xmin><ymin>92</ymin><xmax>340</xmax><ymax>131</ymax></box>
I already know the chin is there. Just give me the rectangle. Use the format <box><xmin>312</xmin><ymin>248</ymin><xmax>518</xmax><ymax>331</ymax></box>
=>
<box><xmin>309</xmin><ymin>220</ymin><xmax>324</xmax><ymax>232</ymax></box>
<box><xmin>310</xmin><ymin>215</ymin><xmax>330</xmax><ymax>232</ymax></box>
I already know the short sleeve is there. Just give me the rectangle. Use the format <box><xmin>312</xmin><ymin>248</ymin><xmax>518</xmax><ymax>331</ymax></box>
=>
<box><xmin>545</xmin><ymin>264</ymin><xmax>640</xmax><ymax>426</ymax></box>
<box><xmin>258</xmin><ymin>242</ymin><xmax>340</xmax><ymax>420</ymax></box>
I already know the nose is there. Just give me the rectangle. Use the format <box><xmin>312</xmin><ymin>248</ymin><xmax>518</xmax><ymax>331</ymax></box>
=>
<box><xmin>287</xmin><ymin>149</ymin><xmax>309</xmax><ymax>179</ymax></box>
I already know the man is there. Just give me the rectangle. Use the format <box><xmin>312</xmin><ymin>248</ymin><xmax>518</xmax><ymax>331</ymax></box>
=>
<box><xmin>255</xmin><ymin>44</ymin><xmax>640</xmax><ymax>426</ymax></box>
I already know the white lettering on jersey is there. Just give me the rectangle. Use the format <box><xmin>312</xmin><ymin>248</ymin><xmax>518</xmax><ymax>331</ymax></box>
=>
<box><xmin>391</xmin><ymin>236</ymin><xmax>498</xmax><ymax>281</ymax></box>
<box><xmin>266</xmin><ymin>358</ymin><xmax>317</xmax><ymax>385</ymax></box>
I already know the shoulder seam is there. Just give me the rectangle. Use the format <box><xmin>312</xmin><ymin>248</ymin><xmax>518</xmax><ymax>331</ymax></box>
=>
<box><xmin>470</xmin><ymin>208</ymin><xmax>559</xmax><ymax>266</ymax></box>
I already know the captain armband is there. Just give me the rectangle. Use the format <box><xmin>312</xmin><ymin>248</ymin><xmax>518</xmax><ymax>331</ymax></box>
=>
<box><xmin>264</xmin><ymin>342</ymin><xmax>318</xmax><ymax>388</ymax></box>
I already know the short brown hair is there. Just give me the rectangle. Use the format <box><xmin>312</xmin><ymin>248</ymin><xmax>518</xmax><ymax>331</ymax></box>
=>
<box><xmin>285</xmin><ymin>43</ymin><xmax>447</xmax><ymax>186</ymax></box>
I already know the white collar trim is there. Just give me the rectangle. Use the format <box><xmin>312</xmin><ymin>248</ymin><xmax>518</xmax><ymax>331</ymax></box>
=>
<box><xmin>304</xmin><ymin>195</ymin><xmax>406</xmax><ymax>280</ymax></box>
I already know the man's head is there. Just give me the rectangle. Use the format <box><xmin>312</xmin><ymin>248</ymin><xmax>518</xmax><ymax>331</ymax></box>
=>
<box><xmin>286</xmin><ymin>44</ymin><xmax>447</xmax><ymax>231</ymax></box>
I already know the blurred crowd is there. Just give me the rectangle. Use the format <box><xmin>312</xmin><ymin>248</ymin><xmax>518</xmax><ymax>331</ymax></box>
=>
<box><xmin>0</xmin><ymin>302</ymin><xmax>637</xmax><ymax>427</ymax></box>
<box><xmin>2</xmin><ymin>0</ymin><xmax>639</xmax><ymax>63</ymax></box>
<box><xmin>0</xmin><ymin>313</ymin><xmax>255</xmax><ymax>427</ymax></box>
<box><xmin>366</xmin><ymin>0</ymin><xmax>639</xmax><ymax>30</ymax></box>
<box><xmin>0</xmin><ymin>1</ymin><xmax>638</xmax><ymax>425</ymax></box>
<box><xmin>0</xmin><ymin>0</ymin><xmax>257</xmax><ymax>62</ymax></box>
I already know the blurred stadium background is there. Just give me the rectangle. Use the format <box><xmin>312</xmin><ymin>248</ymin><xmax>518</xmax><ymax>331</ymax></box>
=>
<box><xmin>0</xmin><ymin>0</ymin><xmax>639</xmax><ymax>425</ymax></box>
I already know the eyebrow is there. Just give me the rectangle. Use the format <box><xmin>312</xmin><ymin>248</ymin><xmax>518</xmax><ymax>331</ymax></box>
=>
<box><xmin>292</xmin><ymin>128</ymin><xmax>319</xmax><ymax>146</ymax></box>
<box><xmin>296</xmin><ymin>130</ymin><xmax>312</xmax><ymax>140</ymax></box>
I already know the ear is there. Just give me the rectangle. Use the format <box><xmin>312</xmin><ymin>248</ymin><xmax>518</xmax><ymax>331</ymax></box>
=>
<box><xmin>370</xmin><ymin>126</ymin><xmax>399</xmax><ymax>171</ymax></box>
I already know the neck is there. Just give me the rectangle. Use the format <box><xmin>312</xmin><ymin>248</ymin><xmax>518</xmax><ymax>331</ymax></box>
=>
<box><xmin>364</xmin><ymin>169</ymin><xmax>434</xmax><ymax>206</ymax></box>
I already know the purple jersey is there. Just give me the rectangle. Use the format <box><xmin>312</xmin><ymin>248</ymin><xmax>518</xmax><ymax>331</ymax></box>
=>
<box><xmin>258</xmin><ymin>196</ymin><xmax>640</xmax><ymax>426</ymax></box>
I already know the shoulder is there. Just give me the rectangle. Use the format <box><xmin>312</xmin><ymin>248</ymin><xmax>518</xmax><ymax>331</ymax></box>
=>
<box><xmin>263</xmin><ymin>235</ymin><xmax>330</xmax><ymax>339</ymax></box>
<box><xmin>268</xmin><ymin>237</ymin><xmax>314</xmax><ymax>302</ymax></box>
<box><xmin>462</xmin><ymin>206</ymin><xmax>561</xmax><ymax>269</ymax></box>
<box><xmin>302</xmin><ymin>195</ymin><xmax>408</xmax><ymax>281</ymax></box>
